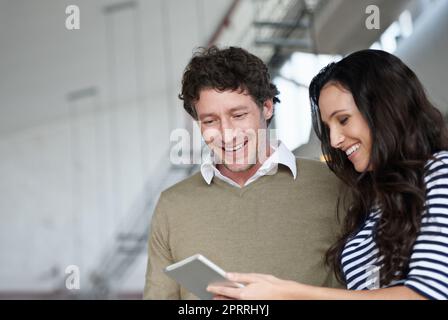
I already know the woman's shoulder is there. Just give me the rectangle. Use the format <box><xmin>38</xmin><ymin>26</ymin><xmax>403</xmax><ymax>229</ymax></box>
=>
<box><xmin>430</xmin><ymin>150</ymin><xmax>448</xmax><ymax>160</ymax></box>
<box><xmin>424</xmin><ymin>151</ymin><xmax>448</xmax><ymax>200</ymax></box>
<box><xmin>425</xmin><ymin>150</ymin><xmax>448</xmax><ymax>174</ymax></box>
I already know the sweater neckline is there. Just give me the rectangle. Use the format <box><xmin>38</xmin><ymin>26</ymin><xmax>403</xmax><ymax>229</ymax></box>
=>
<box><xmin>209</xmin><ymin>164</ymin><xmax>293</xmax><ymax>196</ymax></box>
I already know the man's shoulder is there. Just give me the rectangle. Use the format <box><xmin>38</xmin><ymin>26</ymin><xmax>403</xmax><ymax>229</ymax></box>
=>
<box><xmin>295</xmin><ymin>157</ymin><xmax>331</xmax><ymax>173</ymax></box>
<box><xmin>159</xmin><ymin>170</ymin><xmax>207</xmax><ymax>199</ymax></box>
<box><xmin>294</xmin><ymin>157</ymin><xmax>339</xmax><ymax>182</ymax></box>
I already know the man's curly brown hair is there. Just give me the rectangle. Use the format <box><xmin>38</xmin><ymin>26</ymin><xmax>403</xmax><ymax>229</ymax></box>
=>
<box><xmin>179</xmin><ymin>46</ymin><xmax>280</xmax><ymax>126</ymax></box>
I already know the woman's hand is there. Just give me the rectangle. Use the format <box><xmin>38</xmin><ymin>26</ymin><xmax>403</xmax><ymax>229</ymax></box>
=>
<box><xmin>206</xmin><ymin>272</ymin><xmax>303</xmax><ymax>300</ymax></box>
<box><xmin>207</xmin><ymin>273</ymin><xmax>428</xmax><ymax>300</ymax></box>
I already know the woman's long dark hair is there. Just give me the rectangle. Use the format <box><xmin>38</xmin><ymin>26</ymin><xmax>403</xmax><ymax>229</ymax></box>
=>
<box><xmin>309</xmin><ymin>49</ymin><xmax>448</xmax><ymax>286</ymax></box>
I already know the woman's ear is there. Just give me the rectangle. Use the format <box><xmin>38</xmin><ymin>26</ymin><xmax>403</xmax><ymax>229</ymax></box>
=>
<box><xmin>263</xmin><ymin>99</ymin><xmax>274</xmax><ymax>120</ymax></box>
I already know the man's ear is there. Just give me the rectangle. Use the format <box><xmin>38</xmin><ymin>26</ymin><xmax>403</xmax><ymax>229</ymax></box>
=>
<box><xmin>263</xmin><ymin>99</ymin><xmax>274</xmax><ymax>120</ymax></box>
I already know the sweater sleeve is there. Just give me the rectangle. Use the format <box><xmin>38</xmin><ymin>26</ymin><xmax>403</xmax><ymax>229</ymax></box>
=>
<box><xmin>404</xmin><ymin>153</ymin><xmax>448</xmax><ymax>300</ymax></box>
<box><xmin>143</xmin><ymin>192</ymin><xmax>180</xmax><ymax>299</ymax></box>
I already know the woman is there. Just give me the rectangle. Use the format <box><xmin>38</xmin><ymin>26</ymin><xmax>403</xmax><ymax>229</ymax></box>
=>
<box><xmin>207</xmin><ymin>49</ymin><xmax>448</xmax><ymax>299</ymax></box>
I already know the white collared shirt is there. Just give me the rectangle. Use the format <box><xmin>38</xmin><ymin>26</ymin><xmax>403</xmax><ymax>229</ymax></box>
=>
<box><xmin>200</xmin><ymin>142</ymin><xmax>297</xmax><ymax>188</ymax></box>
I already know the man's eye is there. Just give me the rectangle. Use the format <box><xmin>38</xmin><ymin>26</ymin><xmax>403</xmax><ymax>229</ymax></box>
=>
<box><xmin>234</xmin><ymin>113</ymin><xmax>247</xmax><ymax>119</ymax></box>
<box><xmin>202</xmin><ymin>120</ymin><xmax>214</xmax><ymax>125</ymax></box>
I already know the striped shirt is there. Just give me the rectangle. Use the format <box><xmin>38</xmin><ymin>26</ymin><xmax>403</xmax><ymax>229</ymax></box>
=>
<box><xmin>341</xmin><ymin>151</ymin><xmax>448</xmax><ymax>300</ymax></box>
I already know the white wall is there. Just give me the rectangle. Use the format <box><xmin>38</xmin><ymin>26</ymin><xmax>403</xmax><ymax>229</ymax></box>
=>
<box><xmin>396</xmin><ymin>0</ymin><xmax>448</xmax><ymax>114</ymax></box>
<box><xmin>0</xmin><ymin>0</ymin><xmax>233</xmax><ymax>297</ymax></box>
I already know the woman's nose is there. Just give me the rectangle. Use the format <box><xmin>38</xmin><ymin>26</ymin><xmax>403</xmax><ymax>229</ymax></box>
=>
<box><xmin>330</xmin><ymin>131</ymin><xmax>345</xmax><ymax>149</ymax></box>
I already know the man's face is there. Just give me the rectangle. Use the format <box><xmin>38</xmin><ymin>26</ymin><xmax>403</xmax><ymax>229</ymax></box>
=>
<box><xmin>195</xmin><ymin>88</ymin><xmax>273</xmax><ymax>172</ymax></box>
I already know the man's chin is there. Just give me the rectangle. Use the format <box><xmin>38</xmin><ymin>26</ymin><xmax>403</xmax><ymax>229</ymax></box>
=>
<box><xmin>222</xmin><ymin>162</ymin><xmax>255</xmax><ymax>173</ymax></box>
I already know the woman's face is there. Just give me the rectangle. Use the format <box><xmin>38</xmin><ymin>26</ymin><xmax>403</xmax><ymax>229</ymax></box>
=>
<box><xmin>319</xmin><ymin>83</ymin><xmax>372</xmax><ymax>172</ymax></box>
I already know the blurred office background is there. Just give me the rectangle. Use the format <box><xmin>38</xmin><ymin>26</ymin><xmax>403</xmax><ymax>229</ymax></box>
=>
<box><xmin>0</xmin><ymin>0</ymin><xmax>447</xmax><ymax>299</ymax></box>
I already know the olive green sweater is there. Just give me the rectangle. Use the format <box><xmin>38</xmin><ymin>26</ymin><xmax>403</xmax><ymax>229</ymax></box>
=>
<box><xmin>144</xmin><ymin>158</ymin><xmax>343</xmax><ymax>299</ymax></box>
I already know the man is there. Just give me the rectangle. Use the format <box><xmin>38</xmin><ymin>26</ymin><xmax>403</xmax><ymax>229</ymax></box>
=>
<box><xmin>144</xmin><ymin>46</ymin><xmax>342</xmax><ymax>299</ymax></box>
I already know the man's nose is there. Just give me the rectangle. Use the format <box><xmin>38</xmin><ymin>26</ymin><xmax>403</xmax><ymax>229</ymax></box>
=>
<box><xmin>220</xmin><ymin>119</ymin><xmax>237</xmax><ymax>143</ymax></box>
<box><xmin>222</xmin><ymin>128</ymin><xmax>239</xmax><ymax>145</ymax></box>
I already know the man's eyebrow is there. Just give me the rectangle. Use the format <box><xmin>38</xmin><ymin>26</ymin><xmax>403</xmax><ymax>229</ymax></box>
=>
<box><xmin>198</xmin><ymin>106</ymin><xmax>249</xmax><ymax>120</ymax></box>
<box><xmin>228</xmin><ymin>105</ymin><xmax>249</xmax><ymax>112</ymax></box>
<box><xmin>198</xmin><ymin>113</ymin><xmax>215</xmax><ymax>120</ymax></box>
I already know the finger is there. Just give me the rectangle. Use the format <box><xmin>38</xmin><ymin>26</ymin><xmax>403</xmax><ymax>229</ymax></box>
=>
<box><xmin>226</xmin><ymin>272</ymin><xmax>268</xmax><ymax>283</ymax></box>
<box><xmin>250</xmin><ymin>273</ymin><xmax>277</xmax><ymax>281</ymax></box>
<box><xmin>207</xmin><ymin>285</ymin><xmax>242</xmax><ymax>299</ymax></box>
<box><xmin>213</xmin><ymin>295</ymin><xmax>234</xmax><ymax>300</ymax></box>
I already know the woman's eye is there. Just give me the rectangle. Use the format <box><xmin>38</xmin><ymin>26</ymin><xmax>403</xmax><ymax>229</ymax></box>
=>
<box><xmin>340</xmin><ymin>117</ymin><xmax>349</xmax><ymax>125</ymax></box>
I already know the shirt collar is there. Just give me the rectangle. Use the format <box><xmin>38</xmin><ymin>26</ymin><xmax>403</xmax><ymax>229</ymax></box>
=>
<box><xmin>200</xmin><ymin>141</ymin><xmax>297</xmax><ymax>186</ymax></box>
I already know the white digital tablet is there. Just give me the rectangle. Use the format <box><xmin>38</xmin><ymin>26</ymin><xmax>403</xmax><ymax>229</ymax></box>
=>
<box><xmin>164</xmin><ymin>254</ymin><xmax>244</xmax><ymax>300</ymax></box>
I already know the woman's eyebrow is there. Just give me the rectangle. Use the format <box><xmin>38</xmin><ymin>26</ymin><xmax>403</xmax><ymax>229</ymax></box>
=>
<box><xmin>322</xmin><ymin>109</ymin><xmax>347</xmax><ymax>124</ymax></box>
<box><xmin>329</xmin><ymin>109</ymin><xmax>347</xmax><ymax>119</ymax></box>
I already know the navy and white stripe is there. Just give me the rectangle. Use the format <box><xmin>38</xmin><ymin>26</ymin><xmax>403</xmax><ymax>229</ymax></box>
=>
<box><xmin>341</xmin><ymin>151</ymin><xmax>448</xmax><ymax>299</ymax></box>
